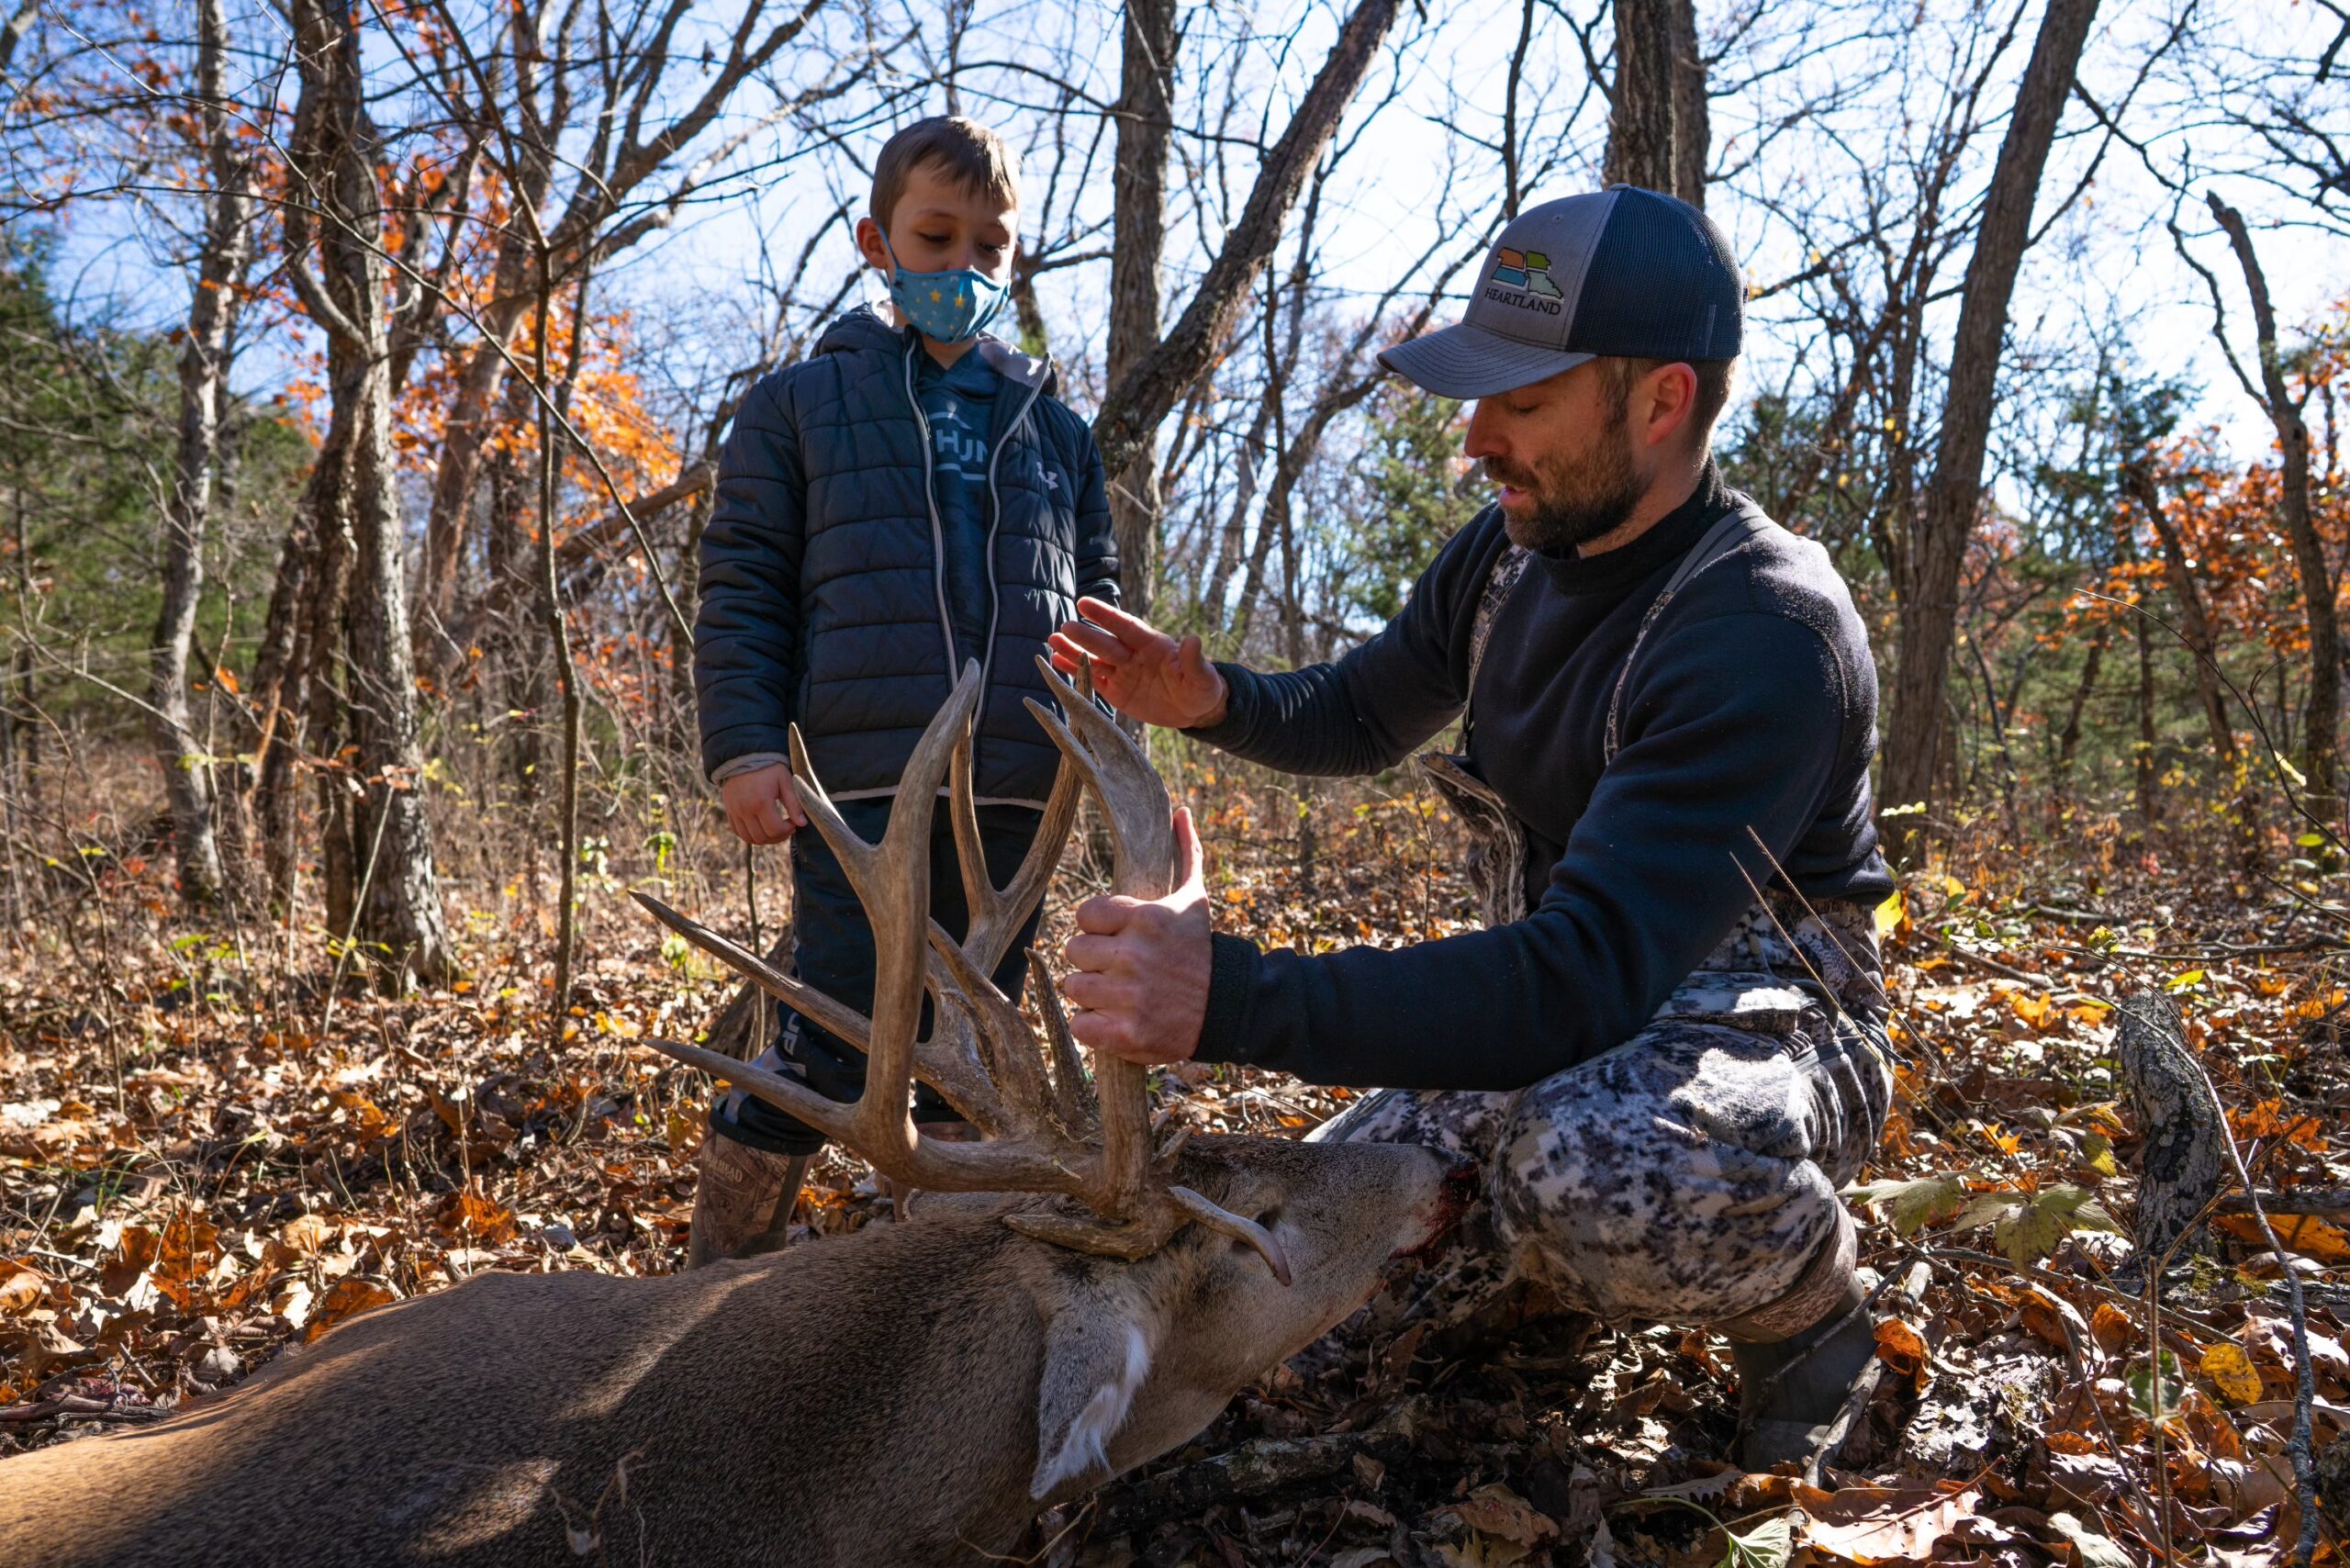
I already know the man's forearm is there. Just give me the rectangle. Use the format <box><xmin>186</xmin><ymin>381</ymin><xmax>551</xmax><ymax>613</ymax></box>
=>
<box><xmin>1183</xmin><ymin>661</ymin><xmax>1438</xmax><ymax>778</ymax></box>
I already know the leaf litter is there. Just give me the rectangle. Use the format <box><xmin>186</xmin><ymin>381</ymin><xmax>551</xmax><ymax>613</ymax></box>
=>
<box><xmin>4</xmin><ymin>787</ymin><xmax>2348</xmax><ymax>1564</ymax></box>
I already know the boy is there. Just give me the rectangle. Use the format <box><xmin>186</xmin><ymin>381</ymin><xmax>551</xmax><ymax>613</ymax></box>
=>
<box><xmin>689</xmin><ymin>116</ymin><xmax>1118</xmax><ymax>1264</ymax></box>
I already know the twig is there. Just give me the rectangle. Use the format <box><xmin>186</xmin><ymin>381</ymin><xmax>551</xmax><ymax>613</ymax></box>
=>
<box><xmin>1938</xmin><ymin>935</ymin><xmax>2051</xmax><ymax>990</ymax></box>
<box><xmin>2203</xmin><ymin>1088</ymin><xmax>2325</xmax><ymax>1565</ymax></box>
<box><xmin>319</xmin><ymin>777</ymin><xmax>396</xmax><ymax>1038</ymax></box>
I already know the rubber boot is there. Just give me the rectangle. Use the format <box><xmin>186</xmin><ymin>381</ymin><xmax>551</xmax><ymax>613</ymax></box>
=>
<box><xmin>1720</xmin><ymin>1212</ymin><xmax>1876</xmax><ymax>1472</ymax></box>
<box><xmin>685</xmin><ymin>1135</ymin><xmax>809</xmax><ymax>1270</ymax></box>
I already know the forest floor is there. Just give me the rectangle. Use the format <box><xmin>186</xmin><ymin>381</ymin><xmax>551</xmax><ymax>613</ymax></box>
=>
<box><xmin>2</xmin><ymin>778</ymin><xmax>2347</xmax><ymax>1566</ymax></box>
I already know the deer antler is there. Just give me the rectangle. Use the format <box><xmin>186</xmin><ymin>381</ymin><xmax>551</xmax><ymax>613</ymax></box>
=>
<box><xmin>641</xmin><ymin>660</ymin><xmax>1290</xmax><ymax>1282</ymax></box>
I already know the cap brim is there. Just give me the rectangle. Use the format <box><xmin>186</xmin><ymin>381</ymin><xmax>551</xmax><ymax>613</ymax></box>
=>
<box><xmin>1377</xmin><ymin>321</ymin><xmax>1594</xmax><ymax>398</ymax></box>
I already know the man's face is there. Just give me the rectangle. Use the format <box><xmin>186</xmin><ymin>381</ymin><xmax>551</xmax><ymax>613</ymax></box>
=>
<box><xmin>1461</xmin><ymin>359</ymin><xmax>1646</xmax><ymax>552</ymax></box>
<box><xmin>856</xmin><ymin>160</ymin><xmax>1018</xmax><ymax>284</ymax></box>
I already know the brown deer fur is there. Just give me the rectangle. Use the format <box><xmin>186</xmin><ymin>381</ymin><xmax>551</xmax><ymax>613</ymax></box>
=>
<box><xmin>0</xmin><ymin>1135</ymin><xmax>1461</xmax><ymax>1566</ymax></box>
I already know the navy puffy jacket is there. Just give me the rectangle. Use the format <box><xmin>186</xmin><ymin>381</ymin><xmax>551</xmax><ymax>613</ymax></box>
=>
<box><xmin>694</xmin><ymin>307</ymin><xmax>1119</xmax><ymax>805</ymax></box>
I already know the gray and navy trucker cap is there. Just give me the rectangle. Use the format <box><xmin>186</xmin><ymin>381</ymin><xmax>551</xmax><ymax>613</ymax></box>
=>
<box><xmin>1380</xmin><ymin>186</ymin><xmax>1743</xmax><ymax>399</ymax></box>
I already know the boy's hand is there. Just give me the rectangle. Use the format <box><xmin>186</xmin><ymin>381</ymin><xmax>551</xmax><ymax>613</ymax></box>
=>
<box><xmin>1061</xmin><ymin>808</ymin><xmax>1209</xmax><ymax>1064</ymax></box>
<box><xmin>1048</xmin><ymin>598</ymin><xmax>1228</xmax><ymax>731</ymax></box>
<box><xmin>720</xmin><ymin>764</ymin><xmax>808</xmax><ymax>846</ymax></box>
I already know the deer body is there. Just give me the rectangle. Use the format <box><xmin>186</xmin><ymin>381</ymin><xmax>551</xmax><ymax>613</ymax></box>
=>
<box><xmin>0</xmin><ymin>1137</ymin><xmax>1460</xmax><ymax>1567</ymax></box>
<box><xmin>1</xmin><ymin>666</ymin><xmax>1467</xmax><ymax>1564</ymax></box>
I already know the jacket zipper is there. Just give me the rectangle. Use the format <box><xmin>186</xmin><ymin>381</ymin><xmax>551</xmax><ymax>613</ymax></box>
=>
<box><xmin>979</xmin><ymin>369</ymin><xmax>1049</xmax><ymax>732</ymax></box>
<box><xmin>902</xmin><ymin>341</ymin><xmax>962</xmax><ymax>688</ymax></box>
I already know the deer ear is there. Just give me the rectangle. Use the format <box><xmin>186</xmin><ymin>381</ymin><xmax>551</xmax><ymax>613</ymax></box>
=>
<box><xmin>1029</xmin><ymin>1307</ymin><xmax>1153</xmax><ymax>1500</ymax></box>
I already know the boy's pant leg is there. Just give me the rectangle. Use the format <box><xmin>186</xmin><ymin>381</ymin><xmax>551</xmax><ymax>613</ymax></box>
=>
<box><xmin>707</xmin><ymin>801</ymin><xmax>1046</xmax><ymax>1156</ymax></box>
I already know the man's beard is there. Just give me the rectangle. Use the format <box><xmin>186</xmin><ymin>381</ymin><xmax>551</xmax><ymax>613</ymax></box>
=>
<box><xmin>1487</xmin><ymin>415</ymin><xmax>1645</xmax><ymax>552</ymax></box>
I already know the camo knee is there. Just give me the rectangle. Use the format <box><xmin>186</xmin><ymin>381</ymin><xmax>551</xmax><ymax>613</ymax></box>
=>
<box><xmin>1488</xmin><ymin>1017</ymin><xmax>1883</xmax><ymax>1327</ymax></box>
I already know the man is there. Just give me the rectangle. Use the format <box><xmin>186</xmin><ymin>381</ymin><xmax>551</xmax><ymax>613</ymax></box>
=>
<box><xmin>1049</xmin><ymin>187</ymin><xmax>1897</xmax><ymax>1470</ymax></box>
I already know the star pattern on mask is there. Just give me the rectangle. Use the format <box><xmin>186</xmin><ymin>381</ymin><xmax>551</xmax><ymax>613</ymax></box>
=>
<box><xmin>928</xmin><ymin>288</ymin><xmax>943</xmax><ymax>302</ymax></box>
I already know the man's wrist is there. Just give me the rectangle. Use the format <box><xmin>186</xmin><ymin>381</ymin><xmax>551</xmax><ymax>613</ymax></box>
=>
<box><xmin>1192</xmin><ymin>674</ymin><xmax>1229</xmax><ymax>730</ymax></box>
<box><xmin>1181</xmin><ymin>664</ymin><xmax>1238</xmax><ymax>735</ymax></box>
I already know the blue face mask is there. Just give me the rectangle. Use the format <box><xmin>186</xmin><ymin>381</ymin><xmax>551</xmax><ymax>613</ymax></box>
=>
<box><xmin>879</xmin><ymin>231</ymin><xmax>1012</xmax><ymax>343</ymax></box>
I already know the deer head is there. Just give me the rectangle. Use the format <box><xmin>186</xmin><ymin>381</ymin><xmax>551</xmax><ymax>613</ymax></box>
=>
<box><xmin>637</xmin><ymin>657</ymin><xmax>1292</xmax><ymax>1280</ymax></box>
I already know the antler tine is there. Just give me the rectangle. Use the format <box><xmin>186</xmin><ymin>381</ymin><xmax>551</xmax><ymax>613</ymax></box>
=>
<box><xmin>631</xmin><ymin>890</ymin><xmax>871</xmax><ymax>1053</ymax></box>
<box><xmin>923</xmin><ymin>922</ymin><xmax>1058</xmax><ymax>1138</ymax></box>
<box><xmin>1021</xmin><ymin>655</ymin><xmax>1178</xmax><ymax>1228</ymax></box>
<box><xmin>632</xmin><ymin>890</ymin><xmax>1014</xmax><ymax>1135</ymax></box>
<box><xmin>643</xmin><ymin>1036</ymin><xmax>1083</xmax><ymax>1195</ymax></box>
<box><xmin>947</xmin><ymin>708</ymin><xmax>1086</xmax><ymax>979</ymax></box>
<box><xmin>1027</xmin><ymin>949</ymin><xmax>1097</xmax><ymax>1135</ymax></box>
<box><xmin>778</xmin><ymin>666</ymin><xmax>982</xmax><ymax>1176</ymax></box>
<box><xmin>1022</xmin><ymin>656</ymin><xmax>1176</xmax><ymax>901</ymax></box>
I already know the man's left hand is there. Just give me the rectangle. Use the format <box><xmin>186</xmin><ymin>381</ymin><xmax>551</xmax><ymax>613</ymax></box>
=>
<box><xmin>1061</xmin><ymin>807</ymin><xmax>1210</xmax><ymax>1065</ymax></box>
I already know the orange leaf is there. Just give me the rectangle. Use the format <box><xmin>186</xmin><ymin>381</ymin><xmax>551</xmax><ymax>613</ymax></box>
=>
<box><xmin>2215</xmin><ymin>1213</ymin><xmax>2350</xmax><ymax>1263</ymax></box>
<box><xmin>1874</xmin><ymin>1318</ymin><xmax>1930</xmax><ymax>1388</ymax></box>
<box><xmin>306</xmin><ymin>1277</ymin><xmax>397</xmax><ymax>1341</ymax></box>
<box><xmin>2089</xmin><ymin>1301</ymin><xmax>2136</xmax><ymax>1356</ymax></box>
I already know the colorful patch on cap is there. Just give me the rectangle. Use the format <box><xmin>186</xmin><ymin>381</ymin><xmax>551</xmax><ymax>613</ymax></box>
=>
<box><xmin>1490</xmin><ymin>248</ymin><xmax>1562</xmax><ymax>299</ymax></box>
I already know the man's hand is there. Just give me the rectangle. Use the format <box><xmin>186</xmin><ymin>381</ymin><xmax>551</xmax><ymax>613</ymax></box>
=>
<box><xmin>1049</xmin><ymin>597</ymin><xmax>1228</xmax><ymax>731</ymax></box>
<box><xmin>719</xmin><ymin>763</ymin><xmax>808</xmax><ymax>846</ymax></box>
<box><xmin>1061</xmin><ymin>807</ymin><xmax>1211</xmax><ymax>1065</ymax></box>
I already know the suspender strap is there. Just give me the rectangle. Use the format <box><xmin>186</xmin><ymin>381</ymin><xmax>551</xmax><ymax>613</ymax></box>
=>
<box><xmin>1604</xmin><ymin>510</ymin><xmax>1768</xmax><ymax>763</ymax></box>
<box><xmin>1459</xmin><ymin>543</ymin><xmax>1531</xmax><ymax>748</ymax></box>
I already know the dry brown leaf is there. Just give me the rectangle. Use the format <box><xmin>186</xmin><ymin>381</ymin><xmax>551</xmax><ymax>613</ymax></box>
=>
<box><xmin>281</xmin><ymin>1214</ymin><xmax>335</xmax><ymax>1255</ymax></box>
<box><xmin>2088</xmin><ymin>1301</ymin><xmax>2135</xmax><ymax>1356</ymax></box>
<box><xmin>1796</xmin><ymin>1483</ymin><xmax>1983</xmax><ymax>1565</ymax></box>
<box><xmin>1875</xmin><ymin>1317</ymin><xmax>1930</xmax><ymax>1388</ymax></box>
<box><xmin>1442</xmin><ymin>1484</ymin><xmax>1559</xmax><ymax>1549</ymax></box>
<box><xmin>0</xmin><ymin>1267</ymin><xmax>44</xmax><ymax>1315</ymax></box>
<box><xmin>305</xmin><ymin>1276</ymin><xmax>397</xmax><ymax>1341</ymax></box>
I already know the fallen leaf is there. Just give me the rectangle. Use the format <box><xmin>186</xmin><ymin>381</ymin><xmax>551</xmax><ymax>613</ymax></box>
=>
<box><xmin>0</xmin><ymin>1268</ymin><xmax>43</xmax><ymax>1315</ymax></box>
<box><xmin>1795</xmin><ymin>1483</ymin><xmax>1981</xmax><ymax>1564</ymax></box>
<box><xmin>2203</xmin><ymin>1342</ymin><xmax>2265</xmax><ymax>1406</ymax></box>
<box><xmin>306</xmin><ymin>1276</ymin><xmax>397</xmax><ymax>1341</ymax></box>
<box><xmin>2047</xmin><ymin>1510</ymin><xmax>2132</xmax><ymax>1568</ymax></box>
<box><xmin>1444</xmin><ymin>1483</ymin><xmax>1558</xmax><ymax>1548</ymax></box>
<box><xmin>281</xmin><ymin>1214</ymin><xmax>335</xmax><ymax>1255</ymax></box>
<box><xmin>1874</xmin><ymin>1318</ymin><xmax>1930</xmax><ymax>1388</ymax></box>
<box><xmin>2216</xmin><ymin>1213</ymin><xmax>2350</xmax><ymax>1264</ymax></box>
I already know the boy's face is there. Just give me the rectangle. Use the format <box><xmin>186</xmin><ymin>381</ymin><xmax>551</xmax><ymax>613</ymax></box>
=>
<box><xmin>856</xmin><ymin>159</ymin><xmax>1018</xmax><ymax>285</ymax></box>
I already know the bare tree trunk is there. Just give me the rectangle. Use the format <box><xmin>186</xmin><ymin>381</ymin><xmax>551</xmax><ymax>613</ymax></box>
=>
<box><xmin>2124</xmin><ymin>461</ymin><xmax>2237</xmax><ymax>770</ymax></box>
<box><xmin>148</xmin><ymin>0</ymin><xmax>253</xmax><ymax>908</ymax></box>
<box><xmin>2207</xmin><ymin>194</ymin><xmax>2339</xmax><ymax>820</ymax></box>
<box><xmin>484</xmin><ymin>392</ymin><xmax>545</xmax><ymax>801</ymax></box>
<box><xmin>1604</xmin><ymin>0</ymin><xmax>1707</xmax><ymax>205</ymax></box>
<box><xmin>286</xmin><ymin>0</ymin><xmax>453</xmax><ymax>986</ymax></box>
<box><xmin>413</xmin><ymin>310</ymin><xmax>525</xmax><ymax>655</ymax></box>
<box><xmin>1092</xmin><ymin>0</ymin><xmax>1404</xmax><ymax>528</ymax></box>
<box><xmin>2134</xmin><ymin>594</ymin><xmax>2158</xmax><ymax>823</ymax></box>
<box><xmin>2055</xmin><ymin>617</ymin><xmax>2109</xmax><ymax>787</ymax></box>
<box><xmin>1103</xmin><ymin>0</ymin><xmax>1177</xmax><ymax>615</ymax></box>
<box><xmin>1879</xmin><ymin>0</ymin><xmax>2099</xmax><ymax>856</ymax></box>
<box><xmin>247</xmin><ymin>501</ymin><xmax>321</xmax><ymax>911</ymax></box>
<box><xmin>0</xmin><ymin>0</ymin><xmax>37</xmax><ymax>78</ymax></box>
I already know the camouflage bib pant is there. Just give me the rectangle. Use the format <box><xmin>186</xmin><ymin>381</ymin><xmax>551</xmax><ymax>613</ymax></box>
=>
<box><xmin>1309</xmin><ymin>890</ymin><xmax>1891</xmax><ymax>1338</ymax></box>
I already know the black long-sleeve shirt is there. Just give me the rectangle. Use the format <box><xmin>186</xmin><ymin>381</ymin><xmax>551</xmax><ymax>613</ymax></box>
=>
<box><xmin>1189</xmin><ymin>469</ymin><xmax>1893</xmax><ymax>1092</ymax></box>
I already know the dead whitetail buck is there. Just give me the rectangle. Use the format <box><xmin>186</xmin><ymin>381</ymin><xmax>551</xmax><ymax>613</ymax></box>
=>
<box><xmin>0</xmin><ymin>662</ymin><xmax>1467</xmax><ymax>1568</ymax></box>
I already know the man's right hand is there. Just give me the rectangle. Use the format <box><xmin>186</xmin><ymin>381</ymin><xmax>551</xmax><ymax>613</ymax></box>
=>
<box><xmin>1048</xmin><ymin>597</ymin><xmax>1229</xmax><ymax>731</ymax></box>
<box><xmin>719</xmin><ymin>763</ymin><xmax>808</xmax><ymax>846</ymax></box>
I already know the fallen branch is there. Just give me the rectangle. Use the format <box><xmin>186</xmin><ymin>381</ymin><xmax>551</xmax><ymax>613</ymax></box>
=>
<box><xmin>1940</xmin><ymin>937</ymin><xmax>2051</xmax><ymax>990</ymax></box>
<box><xmin>0</xmin><ymin>1394</ymin><xmax>169</xmax><ymax>1424</ymax></box>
